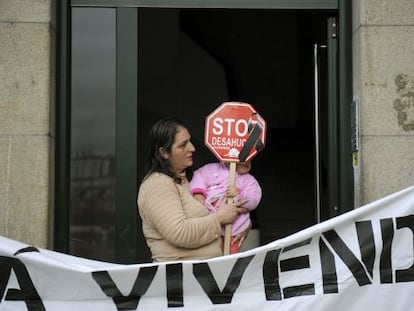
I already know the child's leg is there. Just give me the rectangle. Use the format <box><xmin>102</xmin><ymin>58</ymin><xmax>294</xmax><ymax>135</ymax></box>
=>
<box><xmin>221</xmin><ymin>236</ymin><xmax>241</xmax><ymax>254</ymax></box>
<box><xmin>229</xmin><ymin>236</ymin><xmax>240</xmax><ymax>254</ymax></box>
<box><xmin>220</xmin><ymin>236</ymin><xmax>240</xmax><ymax>254</ymax></box>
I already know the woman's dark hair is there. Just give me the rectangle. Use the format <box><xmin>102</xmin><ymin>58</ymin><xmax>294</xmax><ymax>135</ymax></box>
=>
<box><xmin>144</xmin><ymin>117</ymin><xmax>192</xmax><ymax>184</ymax></box>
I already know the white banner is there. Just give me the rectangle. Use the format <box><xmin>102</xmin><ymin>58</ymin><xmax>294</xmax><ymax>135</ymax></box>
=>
<box><xmin>1</xmin><ymin>186</ymin><xmax>414</xmax><ymax>311</ymax></box>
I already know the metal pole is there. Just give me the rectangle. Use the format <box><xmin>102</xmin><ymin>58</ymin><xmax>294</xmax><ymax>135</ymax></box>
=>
<box><xmin>313</xmin><ymin>44</ymin><xmax>321</xmax><ymax>223</ymax></box>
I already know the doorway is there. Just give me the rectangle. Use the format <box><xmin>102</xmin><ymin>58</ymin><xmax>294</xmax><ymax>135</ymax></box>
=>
<box><xmin>62</xmin><ymin>3</ymin><xmax>351</xmax><ymax>264</ymax></box>
<box><xmin>137</xmin><ymin>8</ymin><xmax>336</xmax><ymax>249</ymax></box>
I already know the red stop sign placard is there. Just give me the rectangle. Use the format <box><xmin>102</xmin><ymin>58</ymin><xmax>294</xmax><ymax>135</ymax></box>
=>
<box><xmin>205</xmin><ymin>102</ymin><xmax>266</xmax><ymax>162</ymax></box>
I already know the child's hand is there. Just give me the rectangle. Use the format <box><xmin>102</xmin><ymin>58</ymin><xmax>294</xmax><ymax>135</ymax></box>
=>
<box><xmin>194</xmin><ymin>193</ymin><xmax>205</xmax><ymax>204</ymax></box>
<box><xmin>226</xmin><ymin>185</ymin><xmax>239</xmax><ymax>198</ymax></box>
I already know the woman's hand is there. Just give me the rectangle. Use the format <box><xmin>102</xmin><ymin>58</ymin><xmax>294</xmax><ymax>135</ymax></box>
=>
<box><xmin>213</xmin><ymin>199</ymin><xmax>249</xmax><ymax>225</ymax></box>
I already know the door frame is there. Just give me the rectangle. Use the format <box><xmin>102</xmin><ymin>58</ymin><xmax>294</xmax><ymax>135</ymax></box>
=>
<box><xmin>56</xmin><ymin>0</ymin><xmax>353</xmax><ymax>262</ymax></box>
<box><xmin>70</xmin><ymin>0</ymin><xmax>338</xmax><ymax>9</ymax></box>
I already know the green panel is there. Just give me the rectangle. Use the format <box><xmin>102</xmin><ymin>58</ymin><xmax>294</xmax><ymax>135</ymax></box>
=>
<box><xmin>327</xmin><ymin>17</ymin><xmax>339</xmax><ymax>217</ymax></box>
<box><xmin>72</xmin><ymin>0</ymin><xmax>337</xmax><ymax>9</ymax></box>
<box><xmin>338</xmin><ymin>0</ymin><xmax>354</xmax><ymax>213</ymax></box>
<box><xmin>115</xmin><ymin>7</ymin><xmax>139</xmax><ymax>263</ymax></box>
<box><xmin>54</xmin><ymin>0</ymin><xmax>70</xmax><ymax>253</ymax></box>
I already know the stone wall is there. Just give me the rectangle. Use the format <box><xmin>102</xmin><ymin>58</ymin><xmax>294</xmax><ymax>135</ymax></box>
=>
<box><xmin>0</xmin><ymin>0</ymin><xmax>54</xmax><ymax>248</ymax></box>
<box><xmin>353</xmin><ymin>0</ymin><xmax>414</xmax><ymax>205</ymax></box>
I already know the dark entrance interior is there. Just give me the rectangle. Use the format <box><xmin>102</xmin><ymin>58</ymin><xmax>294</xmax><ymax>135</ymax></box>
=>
<box><xmin>137</xmin><ymin>8</ymin><xmax>335</xmax><ymax>258</ymax></box>
<box><xmin>69</xmin><ymin>7</ymin><xmax>337</xmax><ymax>264</ymax></box>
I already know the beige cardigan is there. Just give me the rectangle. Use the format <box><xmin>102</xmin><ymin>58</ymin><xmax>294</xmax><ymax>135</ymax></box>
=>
<box><xmin>137</xmin><ymin>173</ymin><xmax>222</xmax><ymax>262</ymax></box>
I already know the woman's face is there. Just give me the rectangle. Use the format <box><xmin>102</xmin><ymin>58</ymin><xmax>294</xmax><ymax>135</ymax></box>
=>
<box><xmin>162</xmin><ymin>127</ymin><xmax>195</xmax><ymax>174</ymax></box>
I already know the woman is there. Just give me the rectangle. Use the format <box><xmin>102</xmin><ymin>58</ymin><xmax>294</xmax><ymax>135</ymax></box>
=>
<box><xmin>137</xmin><ymin>117</ymin><xmax>248</xmax><ymax>262</ymax></box>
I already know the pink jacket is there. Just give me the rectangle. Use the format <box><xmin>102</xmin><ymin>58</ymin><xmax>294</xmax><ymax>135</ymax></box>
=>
<box><xmin>189</xmin><ymin>162</ymin><xmax>262</xmax><ymax>236</ymax></box>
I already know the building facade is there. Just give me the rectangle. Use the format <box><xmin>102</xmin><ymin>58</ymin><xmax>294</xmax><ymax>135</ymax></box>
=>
<box><xmin>0</xmin><ymin>0</ymin><xmax>413</xmax><ymax>263</ymax></box>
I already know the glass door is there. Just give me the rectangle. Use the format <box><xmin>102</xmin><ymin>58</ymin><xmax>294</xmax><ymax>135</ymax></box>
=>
<box><xmin>69</xmin><ymin>7</ymin><xmax>140</xmax><ymax>263</ymax></box>
<box><xmin>70</xmin><ymin>7</ymin><xmax>117</xmax><ymax>262</ymax></box>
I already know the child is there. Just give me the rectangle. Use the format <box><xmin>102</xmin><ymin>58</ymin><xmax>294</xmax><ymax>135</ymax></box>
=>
<box><xmin>189</xmin><ymin>161</ymin><xmax>262</xmax><ymax>254</ymax></box>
